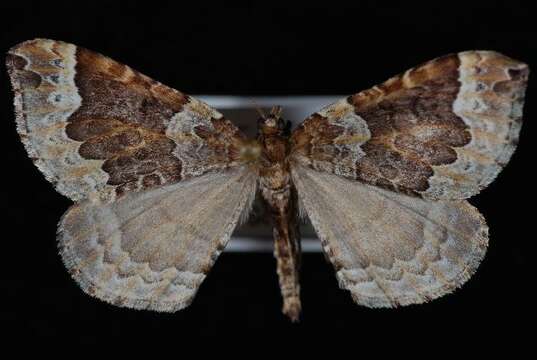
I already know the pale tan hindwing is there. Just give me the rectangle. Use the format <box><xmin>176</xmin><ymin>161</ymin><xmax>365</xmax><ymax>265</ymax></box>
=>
<box><xmin>291</xmin><ymin>164</ymin><xmax>488</xmax><ymax>307</ymax></box>
<box><xmin>58</xmin><ymin>167</ymin><xmax>257</xmax><ymax>312</ymax></box>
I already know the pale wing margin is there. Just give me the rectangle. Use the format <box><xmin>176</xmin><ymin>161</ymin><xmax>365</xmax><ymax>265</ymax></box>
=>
<box><xmin>292</xmin><ymin>164</ymin><xmax>488</xmax><ymax>307</ymax></box>
<box><xmin>6</xmin><ymin>40</ymin><xmax>89</xmax><ymax>199</ymax></box>
<box><xmin>58</xmin><ymin>167</ymin><xmax>257</xmax><ymax>312</ymax></box>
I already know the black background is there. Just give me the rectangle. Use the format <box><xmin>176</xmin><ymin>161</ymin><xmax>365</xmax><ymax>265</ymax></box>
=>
<box><xmin>1</xmin><ymin>1</ymin><xmax>535</xmax><ymax>345</ymax></box>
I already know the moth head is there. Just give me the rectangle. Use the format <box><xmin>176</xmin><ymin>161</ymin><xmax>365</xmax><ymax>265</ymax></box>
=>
<box><xmin>257</xmin><ymin>105</ymin><xmax>291</xmax><ymax>136</ymax></box>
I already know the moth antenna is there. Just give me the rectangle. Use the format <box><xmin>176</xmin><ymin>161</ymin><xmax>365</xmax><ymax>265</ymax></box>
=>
<box><xmin>250</xmin><ymin>99</ymin><xmax>267</xmax><ymax>119</ymax></box>
<box><xmin>270</xmin><ymin>105</ymin><xmax>283</xmax><ymax>118</ymax></box>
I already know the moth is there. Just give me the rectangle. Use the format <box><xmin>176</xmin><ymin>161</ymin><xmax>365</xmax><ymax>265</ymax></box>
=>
<box><xmin>7</xmin><ymin>39</ymin><xmax>528</xmax><ymax>321</ymax></box>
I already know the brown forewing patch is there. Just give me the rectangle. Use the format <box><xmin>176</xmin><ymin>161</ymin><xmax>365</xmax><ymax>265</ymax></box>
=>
<box><xmin>5</xmin><ymin>54</ymin><xmax>42</xmax><ymax>89</ymax></box>
<box><xmin>347</xmin><ymin>54</ymin><xmax>472</xmax><ymax>195</ymax></box>
<box><xmin>292</xmin><ymin>114</ymin><xmax>344</xmax><ymax>149</ymax></box>
<box><xmin>290</xmin><ymin>113</ymin><xmax>353</xmax><ymax>167</ymax></box>
<box><xmin>66</xmin><ymin>47</ymin><xmax>189</xmax><ymax>196</ymax></box>
<box><xmin>71</xmin><ymin>47</ymin><xmax>188</xmax><ymax>131</ymax></box>
<box><xmin>194</xmin><ymin>117</ymin><xmax>248</xmax><ymax>165</ymax></box>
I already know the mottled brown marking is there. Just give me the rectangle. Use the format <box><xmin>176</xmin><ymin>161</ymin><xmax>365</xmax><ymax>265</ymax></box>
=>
<box><xmin>194</xmin><ymin>118</ymin><xmax>246</xmax><ymax>164</ymax></box>
<box><xmin>115</xmin><ymin>181</ymin><xmax>139</xmax><ymax>198</ymax></box>
<box><xmin>291</xmin><ymin>112</ymin><xmax>361</xmax><ymax>174</ymax></box>
<box><xmin>6</xmin><ymin>53</ymin><xmax>27</xmax><ymax>70</ymax></box>
<box><xmin>63</xmin><ymin>47</ymin><xmax>191</xmax><ymax>196</ymax></box>
<box><xmin>78</xmin><ymin>128</ymin><xmax>142</xmax><ymax>159</ymax></box>
<box><xmin>346</xmin><ymin>54</ymin><xmax>471</xmax><ymax>195</ymax></box>
<box><xmin>66</xmin><ymin>117</ymin><xmax>125</xmax><ymax>141</ymax></box>
<box><xmin>5</xmin><ymin>54</ymin><xmax>42</xmax><ymax>89</ymax></box>
<box><xmin>142</xmin><ymin>174</ymin><xmax>162</xmax><ymax>187</ymax></box>
<box><xmin>508</xmin><ymin>67</ymin><xmax>528</xmax><ymax>81</ymax></box>
<box><xmin>493</xmin><ymin>66</ymin><xmax>529</xmax><ymax>96</ymax></box>
<box><xmin>291</xmin><ymin>113</ymin><xmax>343</xmax><ymax>151</ymax></box>
<box><xmin>72</xmin><ymin>48</ymin><xmax>188</xmax><ymax>132</ymax></box>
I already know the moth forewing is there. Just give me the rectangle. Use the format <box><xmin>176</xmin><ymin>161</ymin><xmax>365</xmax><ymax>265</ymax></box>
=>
<box><xmin>291</xmin><ymin>51</ymin><xmax>528</xmax><ymax>200</ymax></box>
